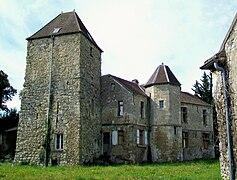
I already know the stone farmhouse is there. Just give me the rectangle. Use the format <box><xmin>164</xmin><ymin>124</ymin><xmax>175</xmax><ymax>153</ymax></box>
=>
<box><xmin>15</xmin><ymin>11</ymin><xmax>214</xmax><ymax>166</ymax></box>
<box><xmin>201</xmin><ymin>13</ymin><xmax>237</xmax><ymax>180</ymax></box>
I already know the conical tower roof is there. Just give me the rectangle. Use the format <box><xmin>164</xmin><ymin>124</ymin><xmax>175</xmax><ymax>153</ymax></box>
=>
<box><xmin>145</xmin><ymin>63</ymin><xmax>181</xmax><ymax>87</ymax></box>
<box><xmin>27</xmin><ymin>10</ymin><xmax>102</xmax><ymax>52</ymax></box>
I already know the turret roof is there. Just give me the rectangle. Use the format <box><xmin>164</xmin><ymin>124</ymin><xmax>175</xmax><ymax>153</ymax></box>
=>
<box><xmin>27</xmin><ymin>11</ymin><xmax>102</xmax><ymax>52</ymax></box>
<box><xmin>145</xmin><ymin>63</ymin><xmax>181</xmax><ymax>87</ymax></box>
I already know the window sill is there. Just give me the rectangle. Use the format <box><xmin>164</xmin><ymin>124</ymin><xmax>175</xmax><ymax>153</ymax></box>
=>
<box><xmin>137</xmin><ymin>144</ymin><xmax>147</xmax><ymax>148</ymax></box>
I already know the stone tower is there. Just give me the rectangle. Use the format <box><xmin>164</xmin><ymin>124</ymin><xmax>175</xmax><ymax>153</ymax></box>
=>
<box><xmin>145</xmin><ymin>64</ymin><xmax>182</xmax><ymax>162</ymax></box>
<box><xmin>15</xmin><ymin>11</ymin><xmax>103</xmax><ymax>165</ymax></box>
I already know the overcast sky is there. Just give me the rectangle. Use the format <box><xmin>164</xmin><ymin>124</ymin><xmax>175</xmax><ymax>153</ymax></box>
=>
<box><xmin>0</xmin><ymin>0</ymin><xmax>236</xmax><ymax>109</ymax></box>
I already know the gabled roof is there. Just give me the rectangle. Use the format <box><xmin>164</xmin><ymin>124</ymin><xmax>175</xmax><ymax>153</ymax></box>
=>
<box><xmin>181</xmin><ymin>92</ymin><xmax>211</xmax><ymax>106</ymax></box>
<box><xmin>27</xmin><ymin>11</ymin><xmax>102</xmax><ymax>52</ymax></box>
<box><xmin>145</xmin><ymin>63</ymin><xmax>181</xmax><ymax>87</ymax></box>
<box><xmin>106</xmin><ymin>75</ymin><xmax>148</xmax><ymax>97</ymax></box>
<box><xmin>200</xmin><ymin>13</ymin><xmax>237</xmax><ymax>70</ymax></box>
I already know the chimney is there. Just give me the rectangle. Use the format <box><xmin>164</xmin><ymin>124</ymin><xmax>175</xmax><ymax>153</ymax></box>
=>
<box><xmin>132</xmin><ymin>79</ymin><xmax>139</xmax><ymax>85</ymax></box>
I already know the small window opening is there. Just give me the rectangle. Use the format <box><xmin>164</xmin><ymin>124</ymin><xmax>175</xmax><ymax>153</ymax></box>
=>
<box><xmin>140</xmin><ymin>101</ymin><xmax>145</xmax><ymax>118</ymax></box>
<box><xmin>159</xmin><ymin>100</ymin><xmax>164</xmax><ymax>109</ymax></box>
<box><xmin>90</xmin><ymin>47</ymin><xmax>93</xmax><ymax>57</ymax></box>
<box><xmin>55</xmin><ymin>134</ymin><xmax>63</xmax><ymax>150</ymax></box>
<box><xmin>118</xmin><ymin>101</ymin><xmax>124</xmax><ymax>116</ymax></box>
<box><xmin>182</xmin><ymin>132</ymin><xmax>188</xmax><ymax>148</ymax></box>
<box><xmin>181</xmin><ymin>107</ymin><xmax>188</xmax><ymax>123</ymax></box>
<box><xmin>52</xmin><ymin>27</ymin><xmax>61</xmax><ymax>34</ymax></box>
<box><xmin>203</xmin><ymin>133</ymin><xmax>209</xmax><ymax>149</ymax></box>
<box><xmin>203</xmin><ymin>110</ymin><xmax>207</xmax><ymax>125</ymax></box>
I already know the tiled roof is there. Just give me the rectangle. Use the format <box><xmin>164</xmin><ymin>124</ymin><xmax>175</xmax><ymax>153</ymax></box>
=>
<box><xmin>27</xmin><ymin>11</ymin><xmax>102</xmax><ymax>52</ymax></box>
<box><xmin>109</xmin><ymin>75</ymin><xmax>148</xmax><ymax>97</ymax></box>
<box><xmin>145</xmin><ymin>63</ymin><xmax>181</xmax><ymax>87</ymax></box>
<box><xmin>181</xmin><ymin>92</ymin><xmax>211</xmax><ymax>106</ymax></box>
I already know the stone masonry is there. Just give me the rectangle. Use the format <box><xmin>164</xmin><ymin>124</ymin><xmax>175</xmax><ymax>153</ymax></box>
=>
<box><xmin>15</xmin><ymin>11</ymin><xmax>214</xmax><ymax>166</ymax></box>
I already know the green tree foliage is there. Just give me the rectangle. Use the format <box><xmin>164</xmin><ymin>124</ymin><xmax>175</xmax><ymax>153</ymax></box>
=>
<box><xmin>192</xmin><ymin>72</ymin><xmax>212</xmax><ymax>104</ymax></box>
<box><xmin>0</xmin><ymin>70</ymin><xmax>17</xmax><ymax>111</ymax></box>
<box><xmin>0</xmin><ymin>108</ymin><xmax>19</xmax><ymax>132</ymax></box>
<box><xmin>192</xmin><ymin>72</ymin><xmax>219</xmax><ymax>157</ymax></box>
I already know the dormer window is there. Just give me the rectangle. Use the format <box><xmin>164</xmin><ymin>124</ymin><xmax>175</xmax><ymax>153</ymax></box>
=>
<box><xmin>52</xmin><ymin>27</ymin><xmax>61</xmax><ymax>34</ymax></box>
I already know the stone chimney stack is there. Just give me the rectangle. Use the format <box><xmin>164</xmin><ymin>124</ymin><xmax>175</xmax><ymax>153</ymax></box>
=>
<box><xmin>132</xmin><ymin>79</ymin><xmax>139</xmax><ymax>85</ymax></box>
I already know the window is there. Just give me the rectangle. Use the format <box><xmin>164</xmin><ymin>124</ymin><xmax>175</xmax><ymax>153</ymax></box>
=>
<box><xmin>174</xmin><ymin>126</ymin><xmax>178</xmax><ymax>135</ymax></box>
<box><xmin>52</xmin><ymin>27</ymin><xmax>61</xmax><ymax>34</ymax></box>
<box><xmin>181</xmin><ymin>107</ymin><xmax>187</xmax><ymax>123</ymax></box>
<box><xmin>203</xmin><ymin>133</ymin><xmax>209</xmax><ymax>149</ymax></box>
<box><xmin>182</xmin><ymin>132</ymin><xmax>188</xmax><ymax>148</ymax></box>
<box><xmin>203</xmin><ymin>110</ymin><xmax>207</xmax><ymax>125</ymax></box>
<box><xmin>159</xmin><ymin>100</ymin><xmax>164</xmax><ymax>109</ymax></box>
<box><xmin>137</xmin><ymin>129</ymin><xmax>148</xmax><ymax>145</ymax></box>
<box><xmin>55</xmin><ymin>134</ymin><xmax>63</xmax><ymax>150</ymax></box>
<box><xmin>112</xmin><ymin>130</ymin><xmax>118</xmax><ymax>145</ymax></box>
<box><xmin>112</xmin><ymin>130</ymin><xmax>124</xmax><ymax>145</ymax></box>
<box><xmin>90</xmin><ymin>47</ymin><xmax>93</xmax><ymax>57</ymax></box>
<box><xmin>118</xmin><ymin>130</ymin><xmax>124</xmax><ymax>145</ymax></box>
<box><xmin>111</xmin><ymin>83</ymin><xmax>115</xmax><ymax>91</ymax></box>
<box><xmin>140</xmin><ymin>101</ymin><xmax>145</xmax><ymax>118</ymax></box>
<box><xmin>118</xmin><ymin>101</ymin><xmax>124</xmax><ymax>116</ymax></box>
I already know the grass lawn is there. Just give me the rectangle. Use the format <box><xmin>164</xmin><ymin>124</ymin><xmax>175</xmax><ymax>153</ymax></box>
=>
<box><xmin>0</xmin><ymin>159</ymin><xmax>220</xmax><ymax>179</ymax></box>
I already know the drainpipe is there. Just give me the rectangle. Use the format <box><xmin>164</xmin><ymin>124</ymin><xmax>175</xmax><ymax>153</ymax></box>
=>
<box><xmin>45</xmin><ymin>35</ymin><xmax>54</xmax><ymax>167</ymax></box>
<box><xmin>214</xmin><ymin>62</ymin><xmax>233</xmax><ymax>180</ymax></box>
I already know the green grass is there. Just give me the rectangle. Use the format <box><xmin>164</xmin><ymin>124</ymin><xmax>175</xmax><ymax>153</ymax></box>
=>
<box><xmin>0</xmin><ymin>159</ymin><xmax>220</xmax><ymax>179</ymax></box>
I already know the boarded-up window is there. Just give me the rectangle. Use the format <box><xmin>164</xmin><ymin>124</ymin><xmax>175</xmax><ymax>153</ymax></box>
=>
<box><xmin>182</xmin><ymin>132</ymin><xmax>188</xmax><ymax>148</ymax></box>
<box><xmin>118</xmin><ymin>130</ymin><xmax>124</xmax><ymax>145</ymax></box>
<box><xmin>55</xmin><ymin>134</ymin><xmax>63</xmax><ymax>150</ymax></box>
<box><xmin>203</xmin><ymin>133</ymin><xmax>209</xmax><ymax>149</ymax></box>
<box><xmin>118</xmin><ymin>101</ymin><xmax>124</xmax><ymax>116</ymax></box>
<box><xmin>203</xmin><ymin>110</ymin><xmax>207</xmax><ymax>125</ymax></box>
<box><xmin>181</xmin><ymin>107</ymin><xmax>187</xmax><ymax>123</ymax></box>
<box><xmin>112</xmin><ymin>130</ymin><xmax>118</xmax><ymax>145</ymax></box>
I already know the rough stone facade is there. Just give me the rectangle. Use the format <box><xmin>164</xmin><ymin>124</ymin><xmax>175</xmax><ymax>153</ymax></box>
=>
<box><xmin>15</xmin><ymin>11</ymin><xmax>214</xmax><ymax>166</ymax></box>
<box><xmin>15</xmin><ymin>12</ymin><xmax>102</xmax><ymax>165</ymax></box>
<box><xmin>201</xmin><ymin>13</ymin><xmax>237</xmax><ymax>179</ymax></box>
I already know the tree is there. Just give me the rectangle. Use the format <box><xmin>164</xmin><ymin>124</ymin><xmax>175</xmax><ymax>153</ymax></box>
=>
<box><xmin>0</xmin><ymin>70</ymin><xmax>17</xmax><ymax>111</ymax></box>
<box><xmin>192</xmin><ymin>72</ymin><xmax>212</xmax><ymax>104</ymax></box>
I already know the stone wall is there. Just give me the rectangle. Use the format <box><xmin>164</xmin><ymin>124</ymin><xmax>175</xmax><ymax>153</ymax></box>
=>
<box><xmin>15</xmin><ymin>33</ymin><xmax>102</xmax><ymax>165</ymax></box>
<box><xmin>212</xmin><ymin>19</ymin><xmax>237</xmax><ymax>179</ymax></box>
<box><xmin>181</xmin><ymin>103</ymin><xmax>214</xmax><ymax>160</ymax></box>
<box><xmin>146</xmin><ymin>84</ymin><xmax>182</xmax><ymax>162</ymax></box>
<box><xmin>100</xmin><ymin>75</ymin><xmax>149</xmax><ymax>163</ymax></box>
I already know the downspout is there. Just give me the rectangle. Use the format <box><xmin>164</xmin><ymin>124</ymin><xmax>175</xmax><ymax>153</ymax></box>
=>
<box><xmin>45</xmin><ymin>35</ymin><xmax>54</xmax><ymax>167</ymax></box>
<box><xmin>214</xmin><ymin>61</ymin><xmax>233</xmax><ymax>180</ymax></box>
